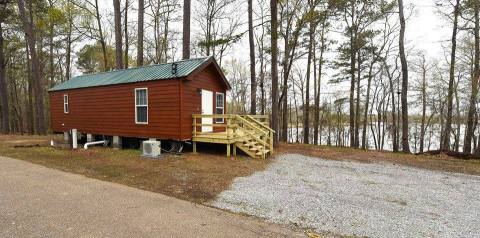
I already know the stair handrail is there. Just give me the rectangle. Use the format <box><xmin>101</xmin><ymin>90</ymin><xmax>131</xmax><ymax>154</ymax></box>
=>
<box><xmin>244</xmin><ymin>115</ymin><xmax>275</xmax><ymax>133</ymax></box>
<box><xmin>239</xmin><ymin>126</ymin><xmax>269</xmax><ymax>147</ymax></box>
<box><xmin>235</xmin><ymin>115</ymin><xmax>269</xmax><ymax>148</ymax></box>
<box><xmin>235</xmin><ymin>115</ymin><xmax>268</xmax><ymax>137</ymax></box>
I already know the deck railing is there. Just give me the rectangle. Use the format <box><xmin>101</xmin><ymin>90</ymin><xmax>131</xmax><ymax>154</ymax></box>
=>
<box><xmin>192</xmin><ymin>114</ymin><xmax>274</xmax><ymax>158</ymax></box>
<box><xmin>192</xmin><ymin>114</ymin><xmax>238</xmax><ymax>139</ymax></box>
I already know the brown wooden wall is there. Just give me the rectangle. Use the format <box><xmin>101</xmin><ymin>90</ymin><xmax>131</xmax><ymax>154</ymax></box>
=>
<box><xmin>181</xmin><ymin>64</ymin><xmax>228</xmax><ymax>139</ymax></box>
<box><xmin>50</xmin><ymin>63</ymin><xmax>228</xmax><ymax>140</ymax></box>
<box><xmin>50</xmin><ymin>80</ymin><xmax>182</xmax><ymax>139</ymax></box>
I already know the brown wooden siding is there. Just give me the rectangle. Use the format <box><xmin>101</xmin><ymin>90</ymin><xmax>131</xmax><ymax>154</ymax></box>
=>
<box><xmin>50</xmin><ymin>63</ymin><xmax>228</xmax><ymax>141</ymax></box>
<box><xmin>181</xmin><ymin>65</ymin><xmax>228</xmax><ymax>139</ymax></box>
<box><xmin>50</xmin><ymin>80</ymin><xmax>182</xmax><ymax>139</ymax></box>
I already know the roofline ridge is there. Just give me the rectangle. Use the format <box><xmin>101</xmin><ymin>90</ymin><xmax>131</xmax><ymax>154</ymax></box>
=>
<box><xmin>72</xmin><ymin>57</ymin><xmax>211</xmax><ymax>79</ymax></box>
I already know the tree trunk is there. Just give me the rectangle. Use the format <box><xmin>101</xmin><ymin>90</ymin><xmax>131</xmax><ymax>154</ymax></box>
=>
<box><xmin>443</xmin><ymin>0</ymin><xmax>460</xmax><ymax>151</ymax></box>
<box><xmin>137</xmin><ymin>0</ymin><xmax>144</xmax><ymax>65</ymax></box>
<box><xmin>17</xmin><ymin>0</ymin><xmax>46</xmax><ymax>134</ymax></box>
<box><xmin>65</xmin><ymin>8</ymin><xmax>73</xmax><ymax>81</ymax></box>
<box><xmin>113</xmin><ymin>0</ymin><xmax>123</xmax><ymax>69</ymax></box>
<box><xmin>349</xmin><ymin>2</ymin><xmax>356</xmax><ymax>148</ymax></box>
<box><xmin>420</xmin><ymin>59</ymin><xmax>427</xmax><ymax>153</ymax></box>
<box><xmin>303</xmin><ymin>3</ymin><xmax>315</xmax><ymax>144</ymax></box>
<box><xmin>386</xmin><ymin>62</ymin><xmax>398</xmax><ymax>152</ymax></box>
<box><xmin>248</xmin><ymin>0</ymin><xmax>256</xmax><ymax>115</ymax></box>
<box><xmin>270</xmin><ymin>0</ymin><xmax>279</xmax><ymax>147</ymax></box>
<box><xmin>314</xmin><ymin>25</ymin><xmax>325</xmax><ymax>145</ymax></box>
<box><xmin>361</xmin><ymin>61</ymin><xmax>374</xmax><ymax>149</ymax></box>
<box><xmin>454</xmin><ymin>80</ymin><xmax>460</xmax><ymax>152</ymax></box>
<box><xmin>354</xmin><ymin>52</ymin><xmax>361</xmax><ymax>148</ymax></box>
<box><xmin>95</xmin><ymin>0</ymin><xmax>108</xmax><ymax>71</ymax></box>
<box><xmin>398</xmin><ymin>0</ymin><xmax>410</xmax><ymax>153</ymax></box>
<box><xmin>182</xmin><ymin>0</ymin><xmax>191</xmax><ymax>59</ymax></box>
<box><xmin>465</xmin><ymin>3</ymin><xmax>479</xmax><ymax>154</ymax></box>
<box><xmin>124</xmin><ymin>0</ymin><xmax>129</xmax><ymax>68</ymax></box>
<box><xmin>0</xmin><ymin>22</ymin><xmax>8</xmax><ymax>133</ymax></box>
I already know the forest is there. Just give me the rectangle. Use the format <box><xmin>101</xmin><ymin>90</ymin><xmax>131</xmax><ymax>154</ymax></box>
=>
<box><xmin>0</xmin><ymin>0</ymin><xmax>479</xmax><ymax>154</ymax></box>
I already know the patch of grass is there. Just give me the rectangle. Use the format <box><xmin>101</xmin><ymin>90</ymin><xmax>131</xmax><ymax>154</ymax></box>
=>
<box><xmin>0</xmin><ymin>135</ymin><xmax>271</xmax><ymax>204</ymax></box>
<box><xmin>279</xmin><ymin>143</ymin><xmax>480</xmax><ymax>176</ymax></box>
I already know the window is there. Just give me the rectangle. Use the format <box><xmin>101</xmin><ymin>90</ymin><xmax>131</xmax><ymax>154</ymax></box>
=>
<box><xmin>63</xmin><ymin>94</ymin><xmax>69</xmax><ymax>113</ymax></box>
<box><xmin>135</xmin><ymin>88</ymin><xmax>148</xmax><ymax>124</ymax></box>
<box><xmin>215</xmin><ymin>92</ymin><xmax>225</xmax><ymax>123</ymax></box>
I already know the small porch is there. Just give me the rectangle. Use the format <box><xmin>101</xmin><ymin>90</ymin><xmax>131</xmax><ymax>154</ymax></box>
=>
<box><xmin>192</xmin><ymin>114</ymin><xmax>274</xmax><ymax>159</ymax></box>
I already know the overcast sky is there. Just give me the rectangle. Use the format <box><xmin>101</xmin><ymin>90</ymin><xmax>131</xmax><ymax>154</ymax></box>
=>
<box><xmin>90</xmin><ymin>0</ymin><xmax>453</xmax><ymax>92</ymax></box>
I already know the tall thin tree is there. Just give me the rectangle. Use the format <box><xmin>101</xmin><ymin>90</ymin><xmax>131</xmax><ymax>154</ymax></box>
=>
<box><xmin>465</xmin><ymin>1</ymin><xmax>479</xmax><ymax>154</ymax></box>
<box><xmin>124</xmin><ymin>0</ymin><xmax>129</xmax><ymax>68</ymax></box>
<box><xmin>248</xmin><ymin>0</ymin><xmax>256</xmax><ymax>114</ymax></box>
<box><xmin>113</xmin><ymin>0</ymin><xmax>123</xmax><ymax>69</ymax></box>
<box><xmin>17</xmin><ymin>0</ymin><xmax>46</xmax><ymax>134</ymax></box>
<box><xmin>303</xmin><ymin>0</ymin><xmax>316</xmax><ymax>144</ymax></box>
<box><xmin>182</xmin><ymin>0</ymin><xmax>191</xmax><ymax>59</ymax></box>
<box><xmin>398</xmin><ymin>0</ymin><xmax>410</xmax><ymax>152</ymax></box>
<box><xmin>443</xmin><ymin>0</ymin><xmax>460</xmax><ymax>151</ymax></box>
<box><xmin>137</xmin><ymin>0</ymin><xmax>144</xmax><ymax>66</ymax></box>
<box><xmin>0</xmin><ymin>21</ymin><xmax>8</xmax><ymax>133</ymax></box>
<box><xmin>271</xmin><ymin>0</ymin><xmax>279</xmax><ymax>146</ymax></box>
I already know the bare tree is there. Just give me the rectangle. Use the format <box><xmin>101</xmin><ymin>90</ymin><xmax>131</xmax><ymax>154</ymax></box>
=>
<box><xmin>182</xmin><ymin>0</ymin><xmax>190</xmax><ymax>59</ymax></box>
<box><xmin>0</xmin><ymin>20</ymin><xmax>8</xmax><ymax>133</ymax></box>
<box><xmin>113</xmin><ymin>0</ymin><xmax>123</xmax><ymax>69</ymax></box>
<box><xmin>137</xmin><ymin>0</ymin><xmax>145</xmax><ymax>65</ymax></box>
<box><xmin>17</xmin><ymin>0</ymin><xmax>46</xmax><ymax>134</ymax></box>
<box><xmin>443</xmin><ymin>0</ymin><xmax>461</xmax><ymax>151</ymax></box>
<box><xmin>465</xmin><ymin>0</ymin><xmax>479</xmax><ymax>154</ymax></box>
<box><xmin>303</xmin><ymin>0</ymin><xmax>317</xmax><ymax>144</ymax></box>
<box><xmin>398</xmin><ymin>0</ymin><xmax>410</xmax><ymax>152</ymax></box>
<box><xmin>248</xmin><ymin>0</ymin><xmax>256</xmax><ymax>114</ymax></box>
<box><xmin>271</xmin><ymin>0</ymin><xmax>279</xmax><ymax>146</ymax></box>
<box><xmin>124</xmin><ymin>0</ymin><xmax>129</xmax><ymax>68</ymax></box>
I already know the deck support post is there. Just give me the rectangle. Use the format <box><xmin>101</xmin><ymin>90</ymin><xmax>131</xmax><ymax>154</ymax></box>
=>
<box><xmin>87</xmin><ymin>134</ymin><xmax>94</xmax><ymax>142</ymax></box>
<box><xmin>193</xmin><ymin>141</ymin><xmax>197</xmax><ymax>154</ymax></box>
<box><xmin>226</xmin><ymin>144</ymin><xmax>230</xmax><ymax>158</ymax></box>
<box><xmin>233</xmin><ymin>144</ymin><xmax>237</xmax><ymax>158</ymax></box>
<box><xmin>63</xmin><ymin>132</ymin><xmax>69</xmax><ymax>143</ymax></box>
<box><xmin>112</xmin><ymin>136</ymin><xmax>122</xmax><ymax>149</ymax></box>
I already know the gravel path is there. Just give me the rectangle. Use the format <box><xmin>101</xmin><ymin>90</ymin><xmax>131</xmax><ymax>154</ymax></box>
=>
<box><xmin>211</xmin><ymin>154</ymin><xmax>480</xmax><ymax>238</ymax></box>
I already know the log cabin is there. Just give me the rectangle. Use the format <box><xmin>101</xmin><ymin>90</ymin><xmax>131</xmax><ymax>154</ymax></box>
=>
<box><xmin>49</xmin><ymin>57</ymin><xmax>273</xmax><ymax>159</ymax></box>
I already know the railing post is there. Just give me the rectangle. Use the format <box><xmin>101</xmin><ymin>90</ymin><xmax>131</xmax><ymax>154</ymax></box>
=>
<box><xmin>269</xmin><ymin>130</ymin><xmax>274</xmax><ymax>154</ymax></box>
<box><xmin>226</xmin><ymin>115</ymin><xmax>230</xmax><ymax>139</ymax></box>
<box><xmin>193</xmin><ymin>116</ymin><xmax>197</xmax><ymax>137</ymax></box>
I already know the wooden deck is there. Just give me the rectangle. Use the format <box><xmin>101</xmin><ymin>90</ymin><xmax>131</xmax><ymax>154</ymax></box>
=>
<box><xmin>192</xmin><ymin>114</ymin><xmax>274</xmax><ymax>159</ymax></box>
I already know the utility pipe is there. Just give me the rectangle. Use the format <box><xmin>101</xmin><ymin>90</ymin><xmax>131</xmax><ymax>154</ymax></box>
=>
<box><xmin>84</xmin><ymin>140</ymin><xmax>106</xmax><ymax>149</ymax></box>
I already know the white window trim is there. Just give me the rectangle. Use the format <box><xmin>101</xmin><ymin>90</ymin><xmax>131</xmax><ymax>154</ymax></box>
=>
<box><xmin>215</xmin><ymin>92</ymin><xmax>225</xmax><ymax>123</ymax></box>
<box><xmin>63</xmin><ymin>94</ymin><xmax>69</xmax><ymax>114</ymax></box>
<box><xmin>135</xmin><ymin>88</ymin><xmax>148</xmax><ymax>124</ymax></box>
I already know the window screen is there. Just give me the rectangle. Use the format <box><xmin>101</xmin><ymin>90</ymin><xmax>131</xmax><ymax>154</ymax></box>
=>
<box><xmin>135</xmin><ymin>88</ymin><xmax>148</xmax><ymax>124</ymax></box>
<box><xmin>63</xmin><ymin>94</ymin><xmax>69</xmax><ymax>113</ymax></box>
<box><xmin>215</xmin><ymin>93</ymin><xmax>224</xmax><ymax>123</ymax></box>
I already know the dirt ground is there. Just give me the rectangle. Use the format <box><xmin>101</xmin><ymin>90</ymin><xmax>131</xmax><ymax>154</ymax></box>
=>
<box><xmin>0</xmin><ymin>135</ymin><xmax>270</xmax><ymax>204</ymax></box>
<box><xmin>2</xmin><ymin>134</ymin><xmax>480</xmax><ymax>206</ymax></box>
<box><xmin>278</xmin><ymin>143</ymin><xmax>480</xmax><ymax>176</ymax></box>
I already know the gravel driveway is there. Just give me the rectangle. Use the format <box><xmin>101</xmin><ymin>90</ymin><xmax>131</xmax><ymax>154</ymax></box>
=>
<box><xmin>212</xmin><ymin>154</ymin><xmax>480</xmax><ymax>238</ymax></box>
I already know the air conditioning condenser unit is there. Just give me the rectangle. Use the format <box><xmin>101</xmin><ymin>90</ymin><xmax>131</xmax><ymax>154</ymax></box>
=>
<box><xmin>142</xmin><ymin>140</ymin><xmax>161</xmax><ymax>158</ymax></box>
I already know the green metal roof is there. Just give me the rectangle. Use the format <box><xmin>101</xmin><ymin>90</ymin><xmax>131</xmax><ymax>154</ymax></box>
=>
<box><xmin>49</xmin><ymin>57</ymin><xmax>211</xmax><ymax>91</ymax></box>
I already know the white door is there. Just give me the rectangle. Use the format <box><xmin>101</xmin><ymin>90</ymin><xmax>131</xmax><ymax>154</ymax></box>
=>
<box><xmin>201</xmin><ymin>90</ymin><xmax>213</xmax><ymax>132</ymax></box>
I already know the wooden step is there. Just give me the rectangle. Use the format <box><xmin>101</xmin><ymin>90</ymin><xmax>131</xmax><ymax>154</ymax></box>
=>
<box><xmin>244</xmin><ymin>141</ymin><xmax>257</xmax><ymax>147</ymax></box>
<box><xmin>256</xmin><ymin>150</ymin><xmax>270</xmax><ymax>156</ymax></box>
<box><xmin>249</xmin><ymin>147</ymin><xmax>259</xmax><ymax>151</ymax></box>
